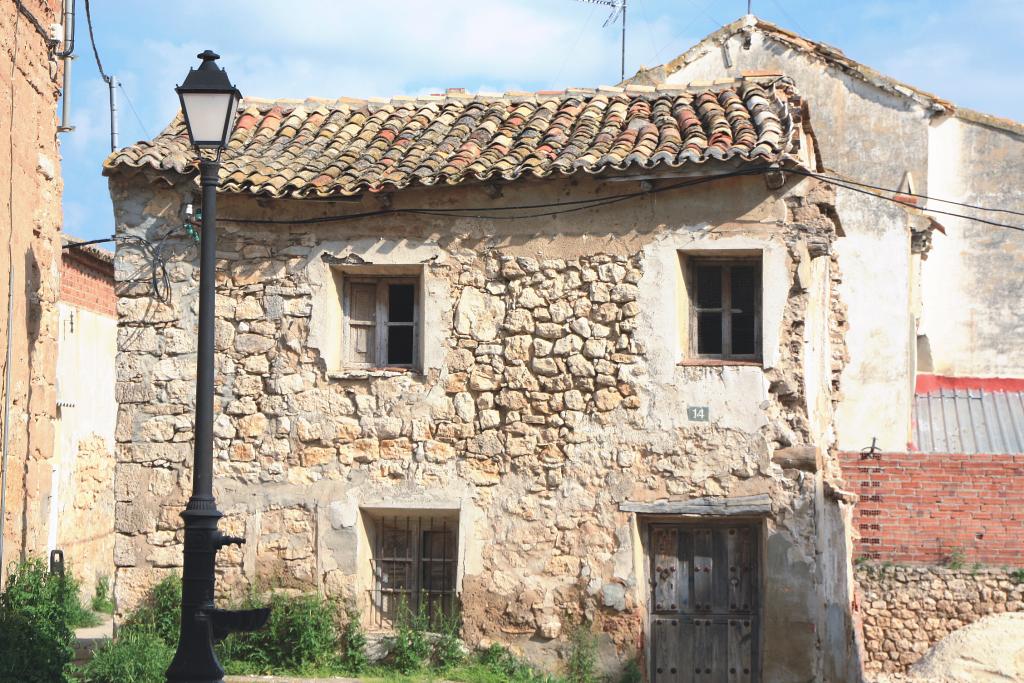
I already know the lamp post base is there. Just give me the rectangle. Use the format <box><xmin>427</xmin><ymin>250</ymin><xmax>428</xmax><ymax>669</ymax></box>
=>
<box><xmin>166</xmin><ymin>504</ymin><xmax>225</xmax><ymax>683</ymax></box>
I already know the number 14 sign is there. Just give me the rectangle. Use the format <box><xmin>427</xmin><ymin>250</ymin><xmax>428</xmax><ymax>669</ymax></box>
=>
<box><xmin>687</xmin><ymin>406</ymin><xmax>709</xmax><ymax>422</ymax></box>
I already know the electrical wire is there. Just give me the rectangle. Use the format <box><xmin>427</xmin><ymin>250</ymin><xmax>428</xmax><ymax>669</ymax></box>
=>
<box><xmin>216</xmin><ymin>164</ymin><xmax>1024</xmax><ymax>233</ymax></box>
<box><xmin>83</xmin><ymin>0</ymin><xmax>110</xmax><ymax>84</ymax></box>
<box><xmin>118</xmin><ymin>82</ymin><xmax>152</xmax><ymax>139</ymax></box>
<box><xmin>218</xmin><ymin>167</ymin><xmax>766</xmax><ymax>226</ymax></box>
<box><xmin>798</xmin><ymin>169</ymin><xmax>1024</xmax><ymax>218</ymax></box>
<box><xmin>786</xmin><ymin>168</ymin><xmax>1024</xmax><ymax>233</ymax></box>
<box><xmin>63</xmin><ymin>234</ymin><xmax>173</xmax><ymax>301</ymax></box>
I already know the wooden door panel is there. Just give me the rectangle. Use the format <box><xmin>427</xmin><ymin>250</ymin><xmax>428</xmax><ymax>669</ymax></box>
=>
<box><xmin>727</xmin><ymin>617</ymin><xmax>753</xmax><ymax>683</ymax></box>
<box><xmin>650</xmin><ymin>523</ymin><xmax>759</xmax><ymax>683</ymax></box>
<box><xmin>726</xmin><ymin>526</ymin><xmax>753</xmax><ymax>613</ymax></box>
<box><xmin>652</xmin><ymin>527</ymin><xmax>682</xmax><ymax>613</ymax></box>
<box><xmin>693</xmin><ymin>528</ymin><xmax>713</xmax><ymax>612</ymax></box>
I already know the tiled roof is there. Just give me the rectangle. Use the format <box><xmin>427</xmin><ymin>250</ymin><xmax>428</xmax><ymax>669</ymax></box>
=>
<box><xmin>103</xmin><ymin>80</ymin><xmax>798</xmax><ymax>198</ymax></box>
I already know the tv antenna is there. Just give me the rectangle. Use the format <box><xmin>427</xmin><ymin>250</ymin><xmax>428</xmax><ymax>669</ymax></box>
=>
<box><xmin>574</xmin><ymin>0</ymin><xmax>627</xmax><ymax>81</ymax></box>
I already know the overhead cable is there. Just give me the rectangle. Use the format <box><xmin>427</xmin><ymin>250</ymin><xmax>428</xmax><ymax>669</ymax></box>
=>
<box><xmin>83</xmin><ymin>0</ymin><xmax>109</xmax><ymax>82</ymax></box>
<box><xmin>217</xmin><ymin>165</ymin><xmax>1024</xmax><ymax>232</ymax></box>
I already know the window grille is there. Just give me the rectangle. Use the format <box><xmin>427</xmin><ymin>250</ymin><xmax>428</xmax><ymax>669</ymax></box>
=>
<box><xmin>368</xmin><ymin>515</ymin><xmax>457</xmax><ymax>630</ymax></box>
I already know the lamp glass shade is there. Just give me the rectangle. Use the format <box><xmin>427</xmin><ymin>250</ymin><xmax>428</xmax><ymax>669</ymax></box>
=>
<box><xmin>180</xmin><ymin>91</ymin><xmax>239</xmax><ymax>148</ymax></box>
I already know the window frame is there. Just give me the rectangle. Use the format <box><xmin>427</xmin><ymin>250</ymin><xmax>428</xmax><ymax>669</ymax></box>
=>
<box><xmin>687</xmin><ymin>257</ymin><xmax>762</xmax><ymax>362</ymax></box>
<box><xmin>367</xmin><ymin>514</ymin><xmax>459</xmax><ymax>630</ymax></box>
<box><xmin>342</xmin><ymin>276</ymin><xmax>420</xmax><ymax>370</ymax></box>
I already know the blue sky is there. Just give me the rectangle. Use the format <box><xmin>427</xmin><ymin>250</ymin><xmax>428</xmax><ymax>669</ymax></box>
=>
<box><xmin>62</xmin><ymin>0</ymin><xmax>1024</xmax><ymax>241</ymax></box>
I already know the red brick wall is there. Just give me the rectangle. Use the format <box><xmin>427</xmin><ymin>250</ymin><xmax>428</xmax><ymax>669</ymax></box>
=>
<box><xmin>60</xmin><ymin>251</ymin><xmax>115</xmax><ymax>317</ymax></box>
<box><xmin>840</xmin><ymin>451</ymin><xmax>1024</xmax><ymax>565</ymax></box>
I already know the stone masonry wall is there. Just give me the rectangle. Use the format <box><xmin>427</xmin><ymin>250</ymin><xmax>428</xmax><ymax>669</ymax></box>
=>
<box><xmin>856</xmin><ymin>563</ymin><xmax>1024</xmax><ymax>673</ymax></box>
<box><xmin>110</xmin><ymin>169</ymin><xmax>851</xmax><ymax>677</ymax></box>
<box><xmin>1</xmin><ymin>0</ymin><xmax>63</xmax><ymax>574</ymax></box>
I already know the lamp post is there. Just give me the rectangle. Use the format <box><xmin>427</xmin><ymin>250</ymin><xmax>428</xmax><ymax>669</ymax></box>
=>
<box><xmin>167</xmin><ymin>50</ymin><xmax>268</xmax><ymax>683</ymax></box>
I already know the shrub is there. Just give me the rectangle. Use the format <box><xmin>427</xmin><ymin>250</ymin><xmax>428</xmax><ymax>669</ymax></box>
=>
<box><xmin>122</xmin><ymin>575</ymin><xmax>181</xmax><ymax>647</ymax></box>
<box><xmin>391</xmin><ymin>597</ymin><xmax>431</xmax><ymax>673</ymax></box>
<box><xmin>218</xmin><ymin>591</ymin><xmax>339</xmax><ymax>674</ymax></box>
<box><xmin>338</xmin><ymin>606</ymin><xmax>369</xmax><ymax>674</ymax></box>
<box><xmin>564</xmin><ymin>618</ymin><xmax>599</xmax><ymax>683</ymax></box>
<box><xmin>433</xmin><ymin>609</ymin><xmax>465</xmax><ymax>669</ymax></box>
<box><xmin>91</xmin><ymin>575</ymin><xmax>115</xmax><ymax>615</ymax></box>
<box><xmin>475</xmin><ymin>643</ymin><xmax>561</xmax><ymax>682</ymax></box>
<box><xmin>78</xmin><ymin>629</ymin><xmax>173</xmax><ymax>683</ymax></box>
<box><xmin>618</xmin><ymin>659</ymin><xmax>642</xmax><ymax>683</ymax></box>
<box><xmin>0</xmin><ymin>559</ymin><xmax>80</xmax><ymax>683</ymax></box>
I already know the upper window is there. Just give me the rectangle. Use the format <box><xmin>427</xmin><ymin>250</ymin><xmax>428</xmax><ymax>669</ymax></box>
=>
<box><xmin>688</xmin><ymin>259</ymin><xmax>761</xmax><ymax>360</ymax></box>
<box><xmin>343</xmin><ymin>277</ymin><xmax>419</xmax><ymax>368</ymax></box>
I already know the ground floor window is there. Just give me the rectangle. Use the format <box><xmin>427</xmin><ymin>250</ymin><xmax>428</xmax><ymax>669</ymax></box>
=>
<box><xmin>367</xmin><ymin>513</ymin><xmax>458</xmax><ymax>629</ymax></box>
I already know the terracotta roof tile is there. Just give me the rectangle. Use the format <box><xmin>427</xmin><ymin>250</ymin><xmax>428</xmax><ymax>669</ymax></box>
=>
<box><xmin>104</xmin><ymin>80</ymin><xmax>797</xmax><ymax>198</ymax></box>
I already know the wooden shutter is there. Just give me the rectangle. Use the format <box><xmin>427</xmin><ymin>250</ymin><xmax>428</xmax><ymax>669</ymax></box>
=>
<box><xmin>345</xmin><ymin>281</ymin><xmax>377</xmax><ymax>366</ymax></box>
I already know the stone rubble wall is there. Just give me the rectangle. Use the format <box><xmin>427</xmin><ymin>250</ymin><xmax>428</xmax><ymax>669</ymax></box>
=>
<box><xmin>109</xmin><ymin>170</ymin><xmax>849</xmax><ymax>675</ymax></box>
<box><xmin>856</xmin><ymin>563</ymin><xmax>1024</xmax><ymax>673</ymax></box>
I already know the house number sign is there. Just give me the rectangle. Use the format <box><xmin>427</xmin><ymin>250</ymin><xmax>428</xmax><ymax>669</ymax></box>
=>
<box><xmin>687</xmin><ymin>406</ymin><xmax>709</xmax><ymax>422</ymax></box>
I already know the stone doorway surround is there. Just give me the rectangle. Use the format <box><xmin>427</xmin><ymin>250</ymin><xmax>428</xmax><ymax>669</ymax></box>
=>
<box><xmin>621</xmin><ymin>495</ymin><xmax>771</xmax><ymax>683</ymax></box>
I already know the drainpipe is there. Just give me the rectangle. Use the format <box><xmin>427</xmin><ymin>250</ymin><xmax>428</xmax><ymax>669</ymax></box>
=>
<box><xmin>107</xmin><ymin>74</ymin><xmax>118</xmax><ymax>151</ymax></box>
<box><xmin>0</xmin><ymin>264</ymin><xmax>13</xmax><ymax>581</ymax></box>
<box><xmin>56</xmin><ymin>0</ymin><xmax>76</xmax><ymax>133</ymax></box>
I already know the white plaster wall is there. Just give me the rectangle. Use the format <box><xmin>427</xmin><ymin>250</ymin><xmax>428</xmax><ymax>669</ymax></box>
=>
<box><xmin>666</xmin><ymin>32</ymin><xmax>922</xmax><ymax>450</ymax></box>
<box><xmin>52</xmin><ymin>302</ymin><xmax>117</xmax><ymax>582</ymax></box>
<box><xmin>922</xmin><ymin>116</ymin><xmax>1024</xmax><ymax>377</ymax></box>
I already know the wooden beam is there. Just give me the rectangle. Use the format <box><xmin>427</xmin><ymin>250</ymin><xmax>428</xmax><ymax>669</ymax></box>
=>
<box><xmin>620</xmin><ymin>493</ymin><xmax>771</xmax><ymax>516</ymax></box>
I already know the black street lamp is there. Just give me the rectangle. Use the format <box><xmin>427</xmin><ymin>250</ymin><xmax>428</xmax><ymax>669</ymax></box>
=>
<box><xmin>167</xmin><ymin>50</ymin><xmax>268</xmax><ymax>683</ymax></box>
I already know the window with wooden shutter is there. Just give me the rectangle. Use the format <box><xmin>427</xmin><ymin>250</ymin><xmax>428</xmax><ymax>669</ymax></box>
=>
<box><xmin>688</xmin><ymin>258</ymin><xmax>761</xmax><ymax>361</ymax></box>
<box><xmin>343</xmin><ymin>278</ymin><xmax>419</xmax><ymax>369</ymax></box>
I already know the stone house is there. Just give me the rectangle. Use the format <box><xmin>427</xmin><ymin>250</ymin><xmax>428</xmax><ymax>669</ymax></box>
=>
<box><xmin>1</xmin><ymin>0</ymin><xmax>65</xmax><ymax>579</ymax></box>
<box><xmin>105</xmin><ymin>75</ymin><xmax>863</xmax><ymax>681</ymax></box>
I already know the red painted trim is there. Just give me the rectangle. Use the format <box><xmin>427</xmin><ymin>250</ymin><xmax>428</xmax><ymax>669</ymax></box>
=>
<box><xmin>915</xmin><ymin>374</ymin><xmax>1024</xmax><ymax>393</ymax></box>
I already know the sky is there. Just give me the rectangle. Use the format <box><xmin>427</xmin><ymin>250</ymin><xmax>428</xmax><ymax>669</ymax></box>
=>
<box><xmin>60</xmin><ymin>0</ymin><xmax>1024</xmax><ymax>241</ymax></box>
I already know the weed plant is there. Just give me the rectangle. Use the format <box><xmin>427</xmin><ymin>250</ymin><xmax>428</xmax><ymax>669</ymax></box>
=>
<box><xmin>339</xmin><ymin>605</ymin><xmax>369</xmax><ymax>673</ymax></box>
<box><xmin>218</xmin><ymin>591</ymin><xmax>340</xmax><ymax>674</ymax></box>
<box><xmin>79</xmin><ymin>629</ymin><xmax>173</xmax><ymax>683</ymax></box>
<box><xmin>392</xmin><ymin>597</ymin><xmax>432</xmax><ymax>673</ymax></box>
<box><xmin>0</xmin><ymin>559</ymin><xmax>81</xmax><ymax>683</ymax></box>
<box><xmin>564</xmin><ymin>618</ymin><xmax>598</xmax><ymax>683</ymax></box>
<box><xmin>90</xmin><ymin>576</ymin><xmax>115</xmax><ymax>615</ymax></box>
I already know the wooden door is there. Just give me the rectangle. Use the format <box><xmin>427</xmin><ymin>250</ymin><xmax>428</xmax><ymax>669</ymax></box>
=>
<box><xmin>649</xmin><ymin>523</ymin><xmax>759</xmax><ymax>683</ymax></box>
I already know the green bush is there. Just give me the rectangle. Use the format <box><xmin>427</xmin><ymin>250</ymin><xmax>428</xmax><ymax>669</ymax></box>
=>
<box><xmin>90</xmin><ymin>576</ymin><xmax>115</xmax><ymax>615</ymax></box>
<box><xmin>564</xmin><ymin>619</ymin><xmax>599</xmax><ymax>683</ymax></box>
<box><xmin>0</xmin><ymin>559</ymin><xmax>80</xmax><ymax>683</ymax></box>
<box><xmin>433</xmin><ymin>609</ymin><xmax>465</xmax><ymax>669</ymax></box>
<box><xmin>473</xmin><ymin>643</ymin><xmax>561</xmax><ymax>682</ymax></box>
<box><xmin>391</xmin><ymin>598</ymin><xmax>431</xmax><ymax>673</ymax></box>
<box><xmin>618</xmin><ymin>659</ymin><xmax>642</xmax><ymax>683</ymax></box>
<box><xmin>218</xmin><ymin>591</ymin><xmax>339</xmax><ymax>674</ymax></box>
<box><xmin>339</xmin><ymin>606</ymin><xmax>369</xmax><ymax>674</ymax></box>
<box><xmin>78</xmin><ymin>629</ymin><xmax>173</xmax><ymax>683</ymax></box>
<box><xmin>122</xmin><ymin>575</ymin><xmax>181</xmax><ymax>647</ymax></box>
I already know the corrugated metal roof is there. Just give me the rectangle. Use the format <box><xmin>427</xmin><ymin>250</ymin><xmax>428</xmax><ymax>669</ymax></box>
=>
<box><xmin>913</xmin><ymin>388</ymin><xmax>1024</xmax><ymax>454</ymax></box>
